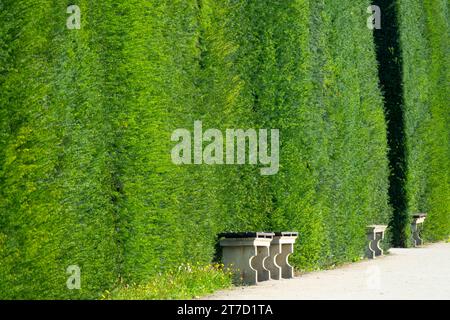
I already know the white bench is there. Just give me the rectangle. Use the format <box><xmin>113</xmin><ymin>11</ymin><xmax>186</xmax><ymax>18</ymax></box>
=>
<box><xmin>366</xmin><ymin>225</ymin><xmax>387</xmax><ymax>259</ymax></box>
<box><xmin>266</xmin><ymin>232</ymin><xmax>298</xmax><ymax>280</ymax></box>
<box><xmin>219</xmin><ymin>232</ymin><xmax>274</xmax><ymax>285</ymax></box>
<box><xmin>219</xmin><ymin>231</ymin><xmax>298</xmax><ymax>285</ymax></box>
<box><xmin>411</xmin><ymin>213</ymin><xmax>427</xmax><ymax>247</ymax></box>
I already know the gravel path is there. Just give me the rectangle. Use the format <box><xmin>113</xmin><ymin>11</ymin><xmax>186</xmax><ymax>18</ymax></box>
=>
<box><xmin>204</xmin><ymin>242</ymin><xmax>450</xmax><ymax>300</ymax></box>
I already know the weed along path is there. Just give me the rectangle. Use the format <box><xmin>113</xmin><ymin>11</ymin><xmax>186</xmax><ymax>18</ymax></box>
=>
<box><xmin>204</xmin><ymin>242</ymin><xmax>450</xmax><ymax>300</ymax></box>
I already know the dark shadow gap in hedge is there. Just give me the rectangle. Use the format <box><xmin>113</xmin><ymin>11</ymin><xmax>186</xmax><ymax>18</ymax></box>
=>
<box><xmin>373</xmin><ymin>0</ymin><xmax>408</xmax><ymax>247</ymax></box>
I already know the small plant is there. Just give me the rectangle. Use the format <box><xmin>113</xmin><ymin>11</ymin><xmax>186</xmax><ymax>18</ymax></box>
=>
<box><xmin>103</xmin><ymin>263</ymin><xmax>232</xmax><ymax>300</ymax></box>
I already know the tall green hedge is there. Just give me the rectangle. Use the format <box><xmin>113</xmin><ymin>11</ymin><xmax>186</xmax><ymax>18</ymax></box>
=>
<box><xmin>396</xmin><ymin>0</ymin><xmax>450</xmax><ymax>243</ymax></box>
<box><xmin>0</xmin><ymin>0</ymin><xmax>445</xmax><ymax>299</ymax></box>
<box><xmin>261</xmin><ymin>0</ymin><xmax>391</xmax><ymax>267</ymax></box>
<box><xmin>0</xmin><ymin>0</ymin><xmax>120</xmax><ymax>299</ymax></box>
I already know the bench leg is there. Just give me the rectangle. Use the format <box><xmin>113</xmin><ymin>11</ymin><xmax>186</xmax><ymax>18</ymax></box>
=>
<box><xmin>373</xmin><ymin>232</ymin><xmax>384</xmax><ymax>256</ymax></box>
<box><xmin>411</xmin><ymin>223</ymin><xmax>423</xmax><ymax>247</ymax></box>
<box><xmin>222</xmin><ymin>246</ymin><xmax>257</xmax><ymax>285</ymax></box>
<box><xmin>366</xmin><ymin>232</ymin><xmax>384</xmax><ymax>259</ymax></box>
<box><xmin>266</xmin><ymin>243</ymin><xmax>282</xmax><ymax>280</ymax></box>
<box><xmin>366</xmin><ymin>233</ymin><xmax>376</xmax><ymax>259</ymax></box>
<box><xmin>251</xmin><ymin>246</ymin><xmax>271</xmax><ymax>282</ymax></box>
<box><xmin>276</xmin><ymin>244</ymin><xmax>294</xmax><ymax>279</ymax></box>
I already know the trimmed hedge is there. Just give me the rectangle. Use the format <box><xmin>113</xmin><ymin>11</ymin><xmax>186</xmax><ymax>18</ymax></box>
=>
<box><xmin>1</xmin><ymin>0</ymin><xmax>445</xmax><ymax>299</ymax></box>
<box><xmin>0</xmin><ymin>0</ymin><xmax>120</xmax><ymax>299</ymax></box>
<box><xmin>396</xmin><ymin>0</ymin><xmax>450</xmax><ymax>244</ymax></box>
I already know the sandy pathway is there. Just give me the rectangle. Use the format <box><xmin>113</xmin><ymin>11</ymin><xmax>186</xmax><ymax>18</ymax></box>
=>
<box><xmin>204</xmin><ymin>242</ymin><xmax>450</xmax><ymax>300</ymax></box>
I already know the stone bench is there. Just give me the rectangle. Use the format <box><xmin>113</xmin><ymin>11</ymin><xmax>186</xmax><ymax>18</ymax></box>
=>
<box><xmin>411</xmin><ymin>213</ymin><xmax>427</xmax><ymax>247</ymax></box>
<box><xmin>265</xmin><ymin>232</ymin><xmax>298</xmax><ymax>280</ymax></box>
<box><xmin>219</xmin><ymin>232</ymin><xmax>274</xmax><ymax>285</ymax></box>
<box><xmin>365</xmin><ymin>225</ymin><xmax>387</xmax><ymax>259</ymax></box>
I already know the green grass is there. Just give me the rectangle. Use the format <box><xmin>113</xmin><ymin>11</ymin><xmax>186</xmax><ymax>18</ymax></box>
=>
<box><xmin>103</xmin><ymin>263</ymin><xmax>232</xmax><ymax>300</ymax></box>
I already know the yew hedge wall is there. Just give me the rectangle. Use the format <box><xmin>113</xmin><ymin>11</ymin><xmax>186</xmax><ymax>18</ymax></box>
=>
<box><xmin>2</xmin><ymin>0</ymin><xmax>445</xmax><ymax>299</ymax></box>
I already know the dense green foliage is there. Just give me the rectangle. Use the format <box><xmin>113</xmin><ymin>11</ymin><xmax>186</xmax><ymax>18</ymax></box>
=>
<box><xmin>264</xmin><ymin>0</ymin><xmax>391</xmax><ymax>267</ymax></box>
<box><xmin>0</xmin><ymin>0</ymin><xmax>446</xmax><ymax>299</ymax></box>
<box><xmin>395</xmin><ymin>0</ymin><xmax>449</xmax><ymax>244</ymax></box>
<box><xmin>0</xmin><ymin>0</ymin><xmax>120</xmax><ymax>299</ymax></box>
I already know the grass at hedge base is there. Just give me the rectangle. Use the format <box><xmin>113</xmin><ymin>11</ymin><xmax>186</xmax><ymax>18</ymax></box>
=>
<box><xmin>104</xmin><ymin>263</ymin><xmax>232</xmax><ymax>300</ymax></box>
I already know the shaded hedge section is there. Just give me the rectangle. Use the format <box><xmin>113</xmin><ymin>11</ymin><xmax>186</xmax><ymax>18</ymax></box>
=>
<box><xmin>372</xmin><ymin>0</ymin><xmax>450</xmax><ymax>246</ymax></box>
<box><xmin>0</xmin><ymin>0</ymin><xmax>446</xmax><ymax>299</ymax></box>
<box><xmin>396</xmin><ymin>0</ymin><xmax>450</xmax><ymax>244</ymax></box>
